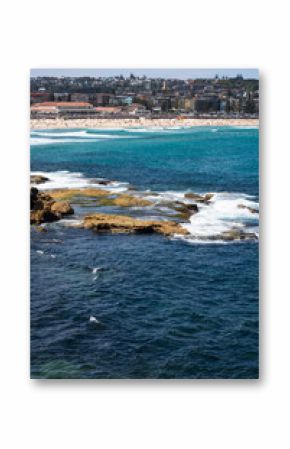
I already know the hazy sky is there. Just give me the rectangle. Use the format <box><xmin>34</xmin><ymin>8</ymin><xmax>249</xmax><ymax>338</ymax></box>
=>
<box><xmin>31</xmin><ymin>68</ymin><xmax>258</xmax><ymax>79</ymax></box>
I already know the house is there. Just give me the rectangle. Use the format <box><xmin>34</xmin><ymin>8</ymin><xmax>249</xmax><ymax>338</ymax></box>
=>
<box><xmin>70</xmin><ymin>93</ymin><xmax>90</xmax><ymax>102</ymax></box>
<box><xmin>53</xmin><ymin>92</ymin><xmax>70</xmax><ymax>102</ymax></box>
<box><xmin>177</xmin><ymin>97</ymin><xmax>196</xmax><ymax>112</ymax></box>
<box><xmin>30</xmin><ymin>91</ymin><xmax>52</xmax><ymax>104</ymax></box>
<box><xmin>126</xmin><ymin>103</ymin><xmax>147</xmax><ymax>115</ymax></box>
<box><xmin>93</xmin><ymin>93</ymin><xmax>113</xmax><ymax>106</ymax></box>
<box><xmin>110</xmin><ymin>95</ymin><xmax>133</xmax><ymax>106</ymax></box>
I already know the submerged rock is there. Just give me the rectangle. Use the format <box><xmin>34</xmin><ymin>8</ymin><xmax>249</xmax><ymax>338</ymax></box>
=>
<box><xmin>80</xmin><ymin>213</ymin><xmax>189</xmax><ymax>236</ymax></box>
<box><xmin>95</xmin><ymin>179</ymin><xmax>113</xmax><ymax>186</ymax></box>
<box><xmin>220</xmin><ymin>230</ymin><xmax>258</xmax><ymax>241</ymax></box>
<box><xmin>237</xmin><ymin>204</ymin><xmax>259</xmax><ymax>214</ymax></box>
<box><xmin>34</xmin><ymin>225</ymin><xmax>47</xmax><ymax>233</ymax></box>
<box><xmin>193</xmin><ymin>229</ymin><xmax>258</xmax><ymax>242</ymax></box>
<box><xmin>30</xmin><ymin>175</ymin><xmax>50</xmax><ymax>185</ymax></box>
<box><xmin>184</xmin><ymin>192</ymin><xmax>214</xmax><ymax>203</ymax></box>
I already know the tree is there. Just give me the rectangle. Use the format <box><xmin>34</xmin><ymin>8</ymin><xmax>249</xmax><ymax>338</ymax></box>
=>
<box><xmin>244</xmin><ymin>99</ymin><xmax>256</xmax><ymax>114</ymax></box>
<box><xmin>225</xmin><ymin>100</ymin><xmax>231</xmax><ymax>113</ymax></box>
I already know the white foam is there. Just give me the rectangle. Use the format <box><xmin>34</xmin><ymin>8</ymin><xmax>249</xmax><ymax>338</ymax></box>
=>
<box><xmin>230</xmin><ymin>126</ymin><xmax>259</xmax><ymax>130</ymax></box>
<box><xmin>30</xmin><ymin>130</ymin><xmax>131</xmax><ymax>145</ymax></box>
<box><xmin>123</xmin><ymin>128</ymin><xmax>149</xmax><ymax>133</ymax></box>
<box><xmin>59</xmin><ymin>218</ymin><xmax>83</xmax><ymax>227</ymax></box>
<box><xmin>30</xmin><ymin>137</ymin><xmax>103</xmax><ymax>145</ymax></box>
<box><xmin>30</xmin><ymin>170</ymin><xmax>129</xmax><ymax>193</ymax></box>
<box><xmin>124</xmin><ymin>127</ymin><xmax>167</xmax><ymax>133</ymax></box>
<box><xmin>32</xmin><ymin>131</ymin><xmax>90</xmax><ymax>137</ymax></box>
<box><xmin>89</xmin><ymin>316</ymin><xmax>100</xmax><ymax>324</ymax></box>
<box><xmin>145</xmin><ymin>190</ymin><xmax>185</xmax><ymax>203</ymax></box>
<box><xmin>181</xmin><ymin>192</ymin><xmax>259</xmax><ymax>240</ymax></box>
<box><xmin>136</xmin><ymin>189</ymin><xmax>258</xmax><ymax>243</ymax></box>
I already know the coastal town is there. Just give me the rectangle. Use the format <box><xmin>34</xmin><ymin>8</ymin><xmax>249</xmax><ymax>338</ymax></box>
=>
<box><xmin>31</xmin><ymin>73</ymin><xmax>259</xmax><ymax>120</ymax></box>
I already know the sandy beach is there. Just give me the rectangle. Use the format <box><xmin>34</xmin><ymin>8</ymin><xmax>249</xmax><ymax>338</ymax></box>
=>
<box><xmin>30</xmin><ymin>117</ymin><xmax>259</xmax><ymax>130</ymax></box>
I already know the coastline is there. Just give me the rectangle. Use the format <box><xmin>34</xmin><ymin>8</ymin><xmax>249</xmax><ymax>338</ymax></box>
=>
<box><xmin>31</xmin><ymin>123</ymin><xmax>259</xmax><ymax>379</ymax></box>
<box><xmin>30</xmin><ymin>117</ymin><xmax>259</xmax><ymax>130</ymax></box>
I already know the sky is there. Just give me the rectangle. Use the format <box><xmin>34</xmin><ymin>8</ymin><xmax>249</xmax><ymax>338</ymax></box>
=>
<box><xmin>30</xmin><ymin>68</ymin><xmax>259</xmax><ymax>79</ymax></box>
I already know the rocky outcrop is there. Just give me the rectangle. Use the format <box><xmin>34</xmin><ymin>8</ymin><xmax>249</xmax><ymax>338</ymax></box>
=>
<box><xmin>80</xmin><ymin>213</ymin><xmax>189</xmax><ymax>236</ymax></box>
<box><xmin>50</xmin><ymin>201</ymin><xmax>74</xmax><ymax>215</ymax></box>
<box><xmin>191</xmin><ymin>229</ymin><xmax>258</xmax><ymax>242</ymax></box>
<box><xmin>31</xmin><ymin>187</ymin><xmax>53</xmax><ymax>210</ymax></box>
<box><xmin>34</xmin><ymin>225</ymin><xmax>47</xmax><ymax>233</ymax></box>
<box><xmin>48</xmin><ymin>188</ymin><xmax>112</xmax><ymax>201</ymax></box>
<box><xmin>95</xmin><ymin>179</ymin><xmax>114</xmax><ymax>186</ymax></box>
<box><xmin>30</xmin><ymin>209</ymin><xmax>58</xmax><ymax>224</ymax></box>
<box><xmin>184</xmin><ymin>192</ymin><xmax>214</xmax><ymax>203</ymax></box>
<box><xmin>30</xmin><ymin>187</ymin><xmax>74</xmax><ymax>224</ymax></box>
<box><xmin>98</xmin><ymin>194</ymin><xmax>153</xmax><ymax>207</ymax></box>
<box><xmin>30</xmin><ymin>175</ymin><xmax>50</xmax><ymax>185</ymax></box>
<box><xmin>173</xmin><ymin>202</ymin><xmax>199</xmax><ymax>220</ymax></box>
<box><xmin>237</xmin><ymin>204</ymin><xmax>259</xmax><ymax>214</ymax></box>
<box><xmin>220</xmin><ymin>230</ymin><xmax>258</xmax><ymax>241</ymax></box>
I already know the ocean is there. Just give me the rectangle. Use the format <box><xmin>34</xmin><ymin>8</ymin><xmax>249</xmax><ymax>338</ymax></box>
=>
<box><xmin>30</xmin><ymin>126</ymin><xmax>259</xmax><ymax>379</ymax></box>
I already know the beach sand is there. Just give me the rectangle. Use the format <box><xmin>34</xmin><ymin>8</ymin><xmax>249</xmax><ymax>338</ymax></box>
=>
<box><xmin>30</xmin><ymin>117</ymin><xmax>259</xmax><ymax>130</ymax></box>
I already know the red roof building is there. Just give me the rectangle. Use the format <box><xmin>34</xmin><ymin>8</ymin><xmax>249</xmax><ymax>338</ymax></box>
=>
<box><xmin>32</xmin><ymin>101</ymin><xmax>93</xmax><ymax>109</ymax></box>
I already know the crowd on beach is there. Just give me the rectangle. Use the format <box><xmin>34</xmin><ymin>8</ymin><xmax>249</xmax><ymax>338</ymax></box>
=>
<box><xmin>30</xmin><ymin>117</ymin><xmax>259</xmax><ymax>130</ymax></box>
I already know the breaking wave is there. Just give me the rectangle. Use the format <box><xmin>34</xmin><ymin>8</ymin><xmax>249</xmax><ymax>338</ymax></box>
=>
<box><xmin>180</xmin><ymin>192</ymin><xmax>259</xmax><ymax>242</ymax></box>
<box><xmin>144</xmin><ymin>189</ymin><xmax>259</xmax><ymax>243</ymax></box>
<box><xmin>30</xmin><ymin>137</ymin><xmax>103</xmax><ymax>145</ymax></box>
<box><xmin>31</xmin><ymin>169</ymin><xmax>259</xmax><ymax>244</ymax></box>
<box><xmin>30</xmin><ymin>170</ymin><xmax>129</xmax><ymax>193</ymax></box>
<box><xmin>30</xmin><ymin>130</ymin><xmax>133</xmax><ymax>145</ymax></box>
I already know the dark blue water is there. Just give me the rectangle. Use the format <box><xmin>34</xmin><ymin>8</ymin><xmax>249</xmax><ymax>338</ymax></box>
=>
<box><xmin>30</xmin><ymin>126</ymin><xmax>259</xmax><ymax>378</ymax></box>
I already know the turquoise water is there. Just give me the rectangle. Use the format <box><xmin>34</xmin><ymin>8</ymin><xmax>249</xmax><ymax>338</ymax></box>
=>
<box><xmin>30</xmin><ymin>126</ymin><xmax>259</xmax><ymax>378</ymax></box>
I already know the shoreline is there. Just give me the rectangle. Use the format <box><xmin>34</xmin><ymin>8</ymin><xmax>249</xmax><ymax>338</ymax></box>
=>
<box><xmin>30</xmin><ymin>117</ymin><xmax>259</xmax><ymax>130</ymax></box>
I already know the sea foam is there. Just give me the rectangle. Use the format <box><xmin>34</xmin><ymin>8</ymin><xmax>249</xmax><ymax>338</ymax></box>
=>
<box><xmin>30</xmin><ymin>129</ymin><xmax>132</xmax><ymax>145</ymax></box>
<box><xmin>181</xmin><ymin>192</ymin><xmax>259</xmax><ymax>241</ymax></box>
<box><xmin>30</xmin><ymin>170</ymin><xmax>129</xmax><ymax>193</ymax></box>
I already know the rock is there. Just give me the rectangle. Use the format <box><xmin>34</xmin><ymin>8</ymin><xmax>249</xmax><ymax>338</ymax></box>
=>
<box><xmin>220</xmin><ymin>230</ymin><xmax>258</xmax><ymax>241</ymax></box>
<box><xmin>175</xmin><ymin>202</ymin><xmax>199</xmax><ymax>212</ymax></box>
<box><xmin>237</xmin><ymin>204</ymin><xmax>259</xmax><ymax>214</ymax></box>
<box><xmin>30</xmin><ymin>209</ymin><xmax>58</xmax><ymax>224</ymax></box>
<box><xmin>96</xmin><ymin>179</ymin><xmax>113</xmax><ymax>185</ymax></box>
<box><xmin>80</xmin><ymin>213</ymin><xmax>189</xmax><ymax>236</ymax></box>
<box><xmin>30</xmin><ymin>175</ymin><xmax>50</xmax><ymax>185</ymax></box>
<box><xmin>173</xmin><ymin>202</ymin><xmax>199</xmax><ymax>220</ymax></box>
<box><xmin>30</xmin><ymin>187</ymin><xmax>74</xmax><ymax>224</ymax></box>
<box><xmin>184</xmin><ymin>192</ymin><xmax>214</xmax><ymax>203</ymax></box>
<box><xmin>48</xmin><ymin>188</ymin><xmax>112</xmax><ymax>200</ymax></box>
<box><xmin>99</xmin><ymin>194</ymin><xmax>152</xmax><ymax>207</ymax></box>
<box><xmin>153</xmin><ymin>221</ymin><xmax>189</xmax><ymax>236</ymax></box>
<box><xmin>34</xmin><ymin>225</ymin><xmax>47</xmax><ymax>233</ymax></box>
<box><xmin>30</xmin><ymin>187</ymin><xmax>39</xmax><ymax>209</ymax></box>
<box><xmin>51</xmin><ymin>201</ymin><xmax>74</xmax><ymax>215</ymax></box>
